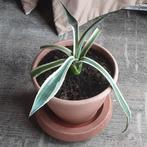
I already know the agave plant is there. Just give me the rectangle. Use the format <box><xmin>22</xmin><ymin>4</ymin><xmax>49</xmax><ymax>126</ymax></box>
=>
<box><xmin>29</xmin><ymin>2</ymin><xmax>131</xmax><ymax>132</ymax></box>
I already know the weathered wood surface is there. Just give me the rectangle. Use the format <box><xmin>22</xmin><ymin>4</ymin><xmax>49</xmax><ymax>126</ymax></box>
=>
<box><xmin>0</xmin><ymin>1</ymin><xmax>147</xmax><ymax>147</ymax></box>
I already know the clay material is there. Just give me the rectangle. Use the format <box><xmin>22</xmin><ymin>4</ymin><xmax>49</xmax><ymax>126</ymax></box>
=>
<box><xmin>35</xmin><ymin>95</ymin><xmax>112</xmax><ymax>142</ymax></box>
<box><xmin>32</xmin><ymin>40</ymin><xmax>118</xmax><ymax>124</ymax></box>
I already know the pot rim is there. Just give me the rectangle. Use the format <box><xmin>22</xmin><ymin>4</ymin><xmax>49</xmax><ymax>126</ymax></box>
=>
<box><xmin>31</xmin><ymin>40</ymin><xmax>119</xmax><ymax>105</ymax></box>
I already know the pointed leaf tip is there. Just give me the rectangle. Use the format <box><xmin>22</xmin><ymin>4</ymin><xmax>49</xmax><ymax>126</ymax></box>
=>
<box><xmin>59</xmin><ymin>1</ymin><xmax>79</xmax><ymax>57</ymax></box>
<box><xmin>29</xmin><ymin>56</ymin><xmax>76</xmax><ymax>116</ymax></box>
<box><xmin>80</xmin><ymin>57</ymin><xmax>131</xmax><ymax>131</ymax></box>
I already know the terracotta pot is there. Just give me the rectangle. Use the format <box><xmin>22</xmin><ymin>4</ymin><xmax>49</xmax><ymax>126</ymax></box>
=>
<box><xmin>35</xmin><ymin>95</ymin><xmax>112</xmax><ymax>142</ymax></box>
<box><xmin>32</xmin><ymin>40</ymin><xmax>119</xmax><ymax>124</ymax></box>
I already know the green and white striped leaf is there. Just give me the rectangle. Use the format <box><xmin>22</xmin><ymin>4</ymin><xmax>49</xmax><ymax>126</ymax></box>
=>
<box><xmin>77</xmin><ymin>15</ymin><xmax>105</xmax><ymax>58</ymax></box>
<box><xmin>31</xmin><ymin>59</ymin><xmax>65</xmax><ymax>78</ymax></box>
<box><xmin>29</xmin><ymin>56</ymin><xmax>76</xmax><ymax>116</ymax></box>
<box><xmin>80</xmin><ymin>57</ymin><xmax>131</xmax><ymax>132</ymax></box>
<box><xmin>41</xmin><ymin>45</ymin><xmax>72</xmax><ymax>56</ymax></box>
<box><xmin>80</xmin><ymin>28</ymin><xmax>101</xmax><ymax>58</ymax></box>
<box><xmin>60</xmin><ymin>1</ymin><xmax>79</xmax><ymax>57</ymax></box>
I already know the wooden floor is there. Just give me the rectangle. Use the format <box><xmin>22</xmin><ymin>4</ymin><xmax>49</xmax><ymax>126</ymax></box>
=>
<box><xmin>0</xmin><ymin>1</ymin><xmax>147</xmax><ymax>147</ymax></box>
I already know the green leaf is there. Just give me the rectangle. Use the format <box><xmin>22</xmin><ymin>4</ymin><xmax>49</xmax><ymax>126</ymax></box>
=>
<box><xmin>80</xmin><ymin>28</ymin><xmax>101</xmax><ymax>58</ymax></box>
<box><xmin>77</xmin><ymin>15</ymin><xmax>105</xmax><ymax>58</ymax></box>
<box><xmin>31</xmin><ymin>59</ymin><xmax>65</xmax><ymax>78</ymax></box>
<box><xmin>29</xmin><ymin>56</ymin><xmax>76</xmax><ymax>116</ymax></box>
<box><xmin>41</xmin><ymin>45</ymin><xmax>72</xmax><ymax>56</ymax></box>
<box><xmin>80</xmin><ymin>57</ymin><xmax>131</xmax><ymax>132</ymax></box>
<box><xmin>60</xmin><ymin>1</ymin><xmax>79</xmax><ymax>57</ymax></box>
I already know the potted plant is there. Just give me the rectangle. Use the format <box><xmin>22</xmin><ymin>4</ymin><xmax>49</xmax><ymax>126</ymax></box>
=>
<box><xmin>29</xmin><ymin>1</ymin><xmax>131</xmax><ymax>141</ymax></box>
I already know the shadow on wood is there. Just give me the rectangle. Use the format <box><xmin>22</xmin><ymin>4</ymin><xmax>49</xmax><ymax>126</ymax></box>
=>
<box><xmin>37</xmin><ymin>0</ymin><xmax>58</xmax><ymax>35</ymax></box>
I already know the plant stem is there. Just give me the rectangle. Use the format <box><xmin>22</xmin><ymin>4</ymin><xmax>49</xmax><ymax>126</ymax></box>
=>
<box><xmin>70</xmin><ymin>63</ymin><xmax>83</xmax><ymax>75</ymax></box>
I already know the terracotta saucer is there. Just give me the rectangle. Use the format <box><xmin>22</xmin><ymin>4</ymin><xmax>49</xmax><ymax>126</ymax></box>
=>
<box><xmin>35</xmin><ymin>96</ymin><xmax>112</xmax><ymax>142</ymax></box>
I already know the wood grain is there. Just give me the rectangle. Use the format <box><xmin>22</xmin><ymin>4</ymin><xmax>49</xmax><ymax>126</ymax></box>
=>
<box><xmin>0</xmin><ymin>1</ymin><xmax>147</xmax><ymax>147</ymax></box>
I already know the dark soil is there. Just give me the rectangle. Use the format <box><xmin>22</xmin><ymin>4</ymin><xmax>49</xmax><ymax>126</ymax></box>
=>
<box><xmin>36</xmin><ymin>49</ymin><xmax>114</xmax><ymax>100</ymax></box>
